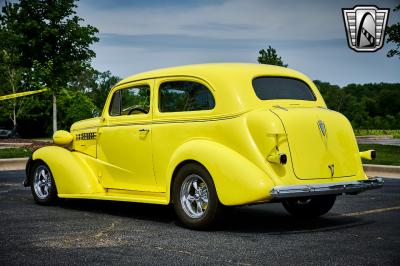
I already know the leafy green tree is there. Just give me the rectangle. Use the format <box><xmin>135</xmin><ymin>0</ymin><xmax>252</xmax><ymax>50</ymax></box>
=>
<box><xmin>69</xmin><ymin>66</ymin><xmax>98</xmax><ymax>93</ymax></box>
<box><xmin>314</xmin><ymin>81</ymin><xmax>345</xmax><ymax>111</ymax></box>
<box><xmin>57</xmin><ymin>89</ymin><xmax>96</xmax><ymax>130</ymax></box>
<box><xmin>386</xmin><ymin>3</ymin><xmax>400</xmax><ymax>58</ymax></box>
<box><xmin>0</xmin><ymin>18</ymin><xmax>25</xmax><ymax>135</ymax></box>
<box><xmin>16</xmin><ymin>92</ymin><xmax>53</xmax><ymax>138</ymax></box>
<box><xmin>317</xmin><ymin>81</ymin><xmax>400</xmax><ymax>130</ymax></box>
<box><xmin>0</xmin><ymin>0</ymin><xmax>99</xmax><ymax>133</ymax></box>
<box><xmin>14</xmin><ymin>87</ymin><xmax>97</xmax><ymax>137</ymax></box>
<box><xmin>88</xmin><ymin>71</ymin><xmax>121</xmax><ymax>110</ymax></box>
<box><xmin>0</xmin><ymin>51</ymin><xmax>23</xmax><ymax>135</ymax></box>
<box><xmin>258</xmin><ymin>45</ymin><xmax>288</xmax><ymax>67</ymax></box>
<box><xmin>69</xmin><ymin>68</ymin><xmax>121</xmax><ymax>110</ymax></box>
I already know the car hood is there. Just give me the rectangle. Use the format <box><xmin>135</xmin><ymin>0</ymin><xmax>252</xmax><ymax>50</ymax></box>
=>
<box><xmin>70</xmin><ymin>117</ymin><xmax>101</xmax><ymax>132</ymax></box>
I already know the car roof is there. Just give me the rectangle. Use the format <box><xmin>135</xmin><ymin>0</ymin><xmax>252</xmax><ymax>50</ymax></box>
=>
<box><xmin>110</xmin><ymin>63</ymin><xmax>324</xmax><ymax>114</ymax></box>
<box><xmin>116</xmin><ymin>63</ymin><xmax>309</xmax><ymax>87</ymax></box>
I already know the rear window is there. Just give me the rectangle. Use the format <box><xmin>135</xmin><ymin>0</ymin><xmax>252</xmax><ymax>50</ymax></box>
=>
<box><xmin>252</xmin><ymin>77</ymin><xmax>316</xmax><ymax>101</ymax></box>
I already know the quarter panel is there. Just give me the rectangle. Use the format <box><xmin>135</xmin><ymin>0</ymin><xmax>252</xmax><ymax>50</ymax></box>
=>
<box><xmin>165</xmin><ymin>140</ymin><xmax>275</xmax><ymax>205</ymax></box>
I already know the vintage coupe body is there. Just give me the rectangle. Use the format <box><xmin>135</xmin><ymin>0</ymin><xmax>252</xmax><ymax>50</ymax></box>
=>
<box><xmin>25</xmin><ymin>63</ymin><xmax>383</xmax><ymax>228</ymax></box>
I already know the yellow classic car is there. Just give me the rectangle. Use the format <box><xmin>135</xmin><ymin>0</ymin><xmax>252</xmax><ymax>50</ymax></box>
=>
<box><xmin>24</xmin><ymin>63</ymin><xmax>383</xmax><ymax>229</ymax></box>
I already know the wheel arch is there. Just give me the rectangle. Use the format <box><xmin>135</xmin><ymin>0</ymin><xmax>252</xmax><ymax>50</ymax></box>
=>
<box><xmin>24</xmin><ymin>157</ymin><xmax>45</xmax><ymax>187</ymax></box>
<box><xmin>28</xmin><ymin>146</ymin><xmax>105</xmax><ymax>195</ymax></box>
<box><xmin>169</xmin><ymin>159</ymin><xmax>207</xmax><ymax>203</ymax></box>
<box><xmin>166</xmin><ymin>139</ymin><xmax>275</xmax><ymax>206</ymax></box>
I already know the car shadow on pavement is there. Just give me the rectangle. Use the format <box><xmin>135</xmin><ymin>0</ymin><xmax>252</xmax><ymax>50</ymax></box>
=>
<box><xmin>217</xmin><ymin>204</ymin><xmax>369</xmax><ymax>234</ymax></box>
<box><xmin>57</xmin><ymin>199</ymin><xmax>368</xmax><ymax>234</ymax></box>
<box><xmin>58</xmin><ymin>199</ymin><xmax>177</xmax><ymax>224</ymax></box>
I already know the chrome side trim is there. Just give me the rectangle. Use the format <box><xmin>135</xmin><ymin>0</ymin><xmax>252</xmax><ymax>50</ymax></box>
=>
<box><xmin>71</xmin><ymin>111</ymin><xmax>246</xmax><ymax>131</ymax></box>
<box><xmin>270</xmin><ymin>177</ymin><xmax>384</xmax><ymax>199</ymax></box>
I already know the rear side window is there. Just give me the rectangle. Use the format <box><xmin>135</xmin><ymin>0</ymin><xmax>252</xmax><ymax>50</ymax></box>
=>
<box><xmin>252</xmin><ymin>77</ymin><xmax>316</xmax><ymax>101</ymax></box>
<box><xmin>159</xmin><ymin>81</ymin><xmax>215</xmax><ymax>112</ymax></box>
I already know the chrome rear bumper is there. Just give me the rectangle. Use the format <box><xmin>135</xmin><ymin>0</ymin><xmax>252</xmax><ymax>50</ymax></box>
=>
<box><xmin>270</xmin><ymin>177</ymin><xmax>384</xmax><ymax>199</ymax></box>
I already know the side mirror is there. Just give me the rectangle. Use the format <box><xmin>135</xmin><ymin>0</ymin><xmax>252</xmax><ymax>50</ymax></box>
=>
<box><xmin>92</xmin><ymin>108</ymin><xmax>100</xmax><ymax>117</ymax></box>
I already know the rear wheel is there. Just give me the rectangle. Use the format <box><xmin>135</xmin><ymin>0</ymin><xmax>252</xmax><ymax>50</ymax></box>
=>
<box><xmin>172</xmin><ymin>163</ymin><xmax>221</xmax><ymax>229</ymax></box>
<box><xmin>282</xmin><ymin>195</ymin><xmax>336</xmax><ymax>218</ymax></box>
<box><xmin>30</xmin><ymin>161</ymin><xmax>58</xmax><ymax>205</ymax></box>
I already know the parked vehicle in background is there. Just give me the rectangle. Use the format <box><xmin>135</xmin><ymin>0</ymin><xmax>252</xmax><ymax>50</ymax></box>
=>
<box><xmin>0</xmin><ymin>128</ymin><xmax>12</xmax><ymax>139</ymax></box>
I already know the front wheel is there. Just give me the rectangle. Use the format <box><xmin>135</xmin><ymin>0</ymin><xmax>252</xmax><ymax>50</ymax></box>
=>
<box><xmin>30</xmin><ymin>161</ymin><xmax>58</xmax><ymax>205</ymax></box>
<box><xmin>282</xmin><ymin>195</ymin><xmax>336</xmax><ymax>218</ymax></box>
<box><xmin>172</xmin><ymin>163</ymin><xmax>221</xmax><ymax>229</ymax></box>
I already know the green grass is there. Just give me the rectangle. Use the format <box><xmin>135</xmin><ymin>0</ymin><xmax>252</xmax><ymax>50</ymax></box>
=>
<box><xmin>358</xmin><ymin>144</ymin><xmax>400</xmax><ymax>166</ymax></box>
<box><xmin>354</xmin><ymin>129</ymin><xmax>400</xmax><ymax>138</ymax></box>
<box><xmin>0</xmin><ymin>148</ymin><xmax>33</xmax><ymax>159</ymax></box>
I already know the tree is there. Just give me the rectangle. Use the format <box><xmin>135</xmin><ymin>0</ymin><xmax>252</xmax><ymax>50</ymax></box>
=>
<box><xmin>258</xmin><ymin>45</ymin><xmax>288</xmax><ymax>67</ymax></box>
<box><xmin>0</xmin><ymin>44</ymin><xmax>23</xmax><ymax>135</ymax></box>
<box><xmin>314</xmin><ymin>81</ymin><xmax>344</xmax><ymax>111</ymax></box>
<box><xmin>315</xmin><ymin>80</ymin><xmax>400</xmax><ymax>130</ymax></box>
<box><xmin>386</xmin><ymin>3</ymin><xmax>400</xmax><ymax>58</ymax></box>
<box><xmin>57</xmin><ymin>89</ymin><xmax>96</xmax><ymax>130</ymax></box>
<box><xmin>0</xmin><ymin>11</ymin><xmax>25</xmax><ymax>135</ymax></box>
<box><xmin>0</xmin><ymin>0</ymin><xmax>99</xmax><ymax>133</ymax></box>
<box><xmin>90</xmin><ymin>71</ymin><xmax>121</xmax><ymax>109</ymax></box>
<box><xmin>0</xmin><ymin>53</ymin><xmax>24</xmax><ymax>136</ymax></box>
<box><xmin>70</xmin><ymin>68</ymin><xmax>121</xmax><ymax>110</ymax></box>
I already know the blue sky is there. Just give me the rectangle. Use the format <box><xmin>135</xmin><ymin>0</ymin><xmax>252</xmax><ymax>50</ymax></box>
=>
<box><xmin>21</xmin><ymin>0</ymin><xmax>400</xmax><ymax>86</ymax></box>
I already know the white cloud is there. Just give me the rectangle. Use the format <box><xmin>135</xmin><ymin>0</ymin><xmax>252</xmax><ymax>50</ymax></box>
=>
<box><xmin>78</xmin><ymin>0</ymin><xmax>342</xmax><ymax>40</ymax></box>
<box><xmin>77</xmin><ymin>0</ymin><xmax>400</xmax><ymax>86</ymax></box>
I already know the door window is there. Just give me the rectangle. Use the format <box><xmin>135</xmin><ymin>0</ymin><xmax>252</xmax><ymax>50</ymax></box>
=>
<box><xmin>159</xmin><ymin>81</ymin><xmax>215</xmax><ymax>112</ymax></box>
<box><xmin>109</xmin><ymin>86</ymin><xmax>150</xmax><ymax>116</ymax></box>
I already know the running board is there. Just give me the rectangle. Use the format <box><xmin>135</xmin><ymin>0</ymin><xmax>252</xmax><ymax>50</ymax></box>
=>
<box><xmin>58</xmin><ymin>189</ymin><xmax>168</xmax><ymax>205</ymax></box>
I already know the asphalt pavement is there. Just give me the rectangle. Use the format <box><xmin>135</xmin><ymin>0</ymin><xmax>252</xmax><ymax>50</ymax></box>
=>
<box><xmin>0</xmin><ymin>170</ymin><xmax>399</xmax><ymax>265</ymax></box>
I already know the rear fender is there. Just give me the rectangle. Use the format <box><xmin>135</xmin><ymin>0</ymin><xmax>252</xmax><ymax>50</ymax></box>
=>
<box><xmin>30</xmin><ymin>146</ymin><xmax>104</xmax><ymax>195</ymax></box>
<box><xmin>167</xmin><ymin>140</ymin><xmax>275</xmax><ymax>206</ymax></box>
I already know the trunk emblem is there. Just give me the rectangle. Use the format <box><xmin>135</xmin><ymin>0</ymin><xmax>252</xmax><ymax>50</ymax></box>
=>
<box><xmin>317</xmin><ymin>120</ymin><xmax>327</xmax><ymax>137</ymax></box>
<box><xmin>317</xmin><ymin>120</ymin><xmax>328</xmax><ymax>145</ymax></box>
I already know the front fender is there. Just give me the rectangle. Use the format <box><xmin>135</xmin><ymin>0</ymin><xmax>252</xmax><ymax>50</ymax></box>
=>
<box><xmin>31</xmin><ymin>146</ymin><xmax>104</xmax><ymax>195</ymax></box>
<box><xmin>167</xmin><ymin>140</ymin><xmax>276</xmax><ymax>206</ymax></box>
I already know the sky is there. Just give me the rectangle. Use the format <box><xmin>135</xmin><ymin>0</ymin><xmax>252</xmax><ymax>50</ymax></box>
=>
<box><xmin>4</xmin><ymin>0</ymin><xmax>400</xmax><ymax>86</ymax></box>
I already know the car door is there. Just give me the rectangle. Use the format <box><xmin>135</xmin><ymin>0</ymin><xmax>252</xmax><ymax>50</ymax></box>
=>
<box><xmin>97</xmin><ymin>80</ymin><xmax>157</xmax><ymax>191</ymax></box>
<box><xmin>151</xmin><ymin>77</ymin><xmax>216</xmax><ymax>189</ymax></box>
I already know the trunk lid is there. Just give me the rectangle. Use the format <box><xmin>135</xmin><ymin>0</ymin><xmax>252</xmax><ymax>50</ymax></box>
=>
<box><xmin>271</xmin><ymin>107</ymin><xmax>359</xmax><ymax>180</ymax></box>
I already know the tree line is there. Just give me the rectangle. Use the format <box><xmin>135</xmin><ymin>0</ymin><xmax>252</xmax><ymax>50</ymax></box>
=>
<box><xmin>315</xmin><ymin>81</ymin><xmax>400</xmax><ymax>129</ymax></box>
<box><xmin>0</xmin><ymin>0</ymin><xmax>399</xmax><ymax>138</ymax></box>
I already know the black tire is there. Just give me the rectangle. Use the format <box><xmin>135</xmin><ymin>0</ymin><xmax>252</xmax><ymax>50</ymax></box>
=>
<box><xmin>30</xmin><ymin>161</ymin><xmax>58</xmax><ymax>205</ymax></box>
<box><xmin>172</xmin><ymin>163</ymin><xmax>221</xmax><ymax>229</ymax></box>
<box><xmin>282</xmin><ymin>195</ymin><xmax>336</xmax><ymax>218</ymax></box>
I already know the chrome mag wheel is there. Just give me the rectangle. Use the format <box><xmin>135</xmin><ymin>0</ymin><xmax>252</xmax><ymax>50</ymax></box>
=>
<box><xmin>180</xmin><ymin>174</ymin><xmax>209</xmax><ymax>219</ymax></box>
<box><xmin>33</xmin><ymin>165</ymin><xmax>53</xmax><ymax>200</ymax></box>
